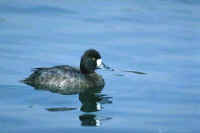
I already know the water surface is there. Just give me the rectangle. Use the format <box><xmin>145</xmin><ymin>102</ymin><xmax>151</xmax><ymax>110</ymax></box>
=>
<box><xmin>0</xmin><ymin>0</ymin><xmax>200</xmax><ymax>133</ymax></box>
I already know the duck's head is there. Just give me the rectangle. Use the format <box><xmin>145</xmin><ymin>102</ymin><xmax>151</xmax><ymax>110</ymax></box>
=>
<box><xmin>80</xmin><ymin>49</ymin><xmax>106</xmax><ymax>74</ymax></box>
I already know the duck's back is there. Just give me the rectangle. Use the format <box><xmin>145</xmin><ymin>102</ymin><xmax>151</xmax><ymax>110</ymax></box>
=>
<box><xmin>23</xmin><ymin>65</ymin><xmax>104</xmax><ymax>91</ymax></box>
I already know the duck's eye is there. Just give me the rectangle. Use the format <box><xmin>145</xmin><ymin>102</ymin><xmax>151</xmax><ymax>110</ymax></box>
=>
<box><xmin>92</xmin><ymin>57</ymin><xmax>96</xmax><ymax>61</ymax></box>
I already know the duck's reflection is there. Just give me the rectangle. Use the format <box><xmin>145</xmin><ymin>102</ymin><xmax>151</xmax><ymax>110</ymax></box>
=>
<box><xmin>25</xmin><ymin>83</ymin><xmax>112</xmax><ymax>127</ymax></box>
<box><xmin>79</xmin><ymin>91</ymin><xmax>112</xmax><ymax>112</ymax></box>
<box><xmin>78</xmin><ymin>92</ymin><xmax>112</xmax><ymax>126</ymax></box>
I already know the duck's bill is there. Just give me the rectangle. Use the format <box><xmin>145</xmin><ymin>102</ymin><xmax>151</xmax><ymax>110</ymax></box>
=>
<box><xmin>98</xmin><ymin>62</ymin><xmax>111</xmax><ymax>69</ymax></box>
<box><xmin>96</xmin><ymin>59</ymin><xmax>111</xmax><ymax>70</ymax></box>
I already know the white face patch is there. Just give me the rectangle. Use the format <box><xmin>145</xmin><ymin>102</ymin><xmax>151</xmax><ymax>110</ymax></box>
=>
<box><xmin>96</xmin><ymin>59</ymin><xmax>102</xmax><ymax>67</ymax></box>
<box><xmin>96</xmin><ymin>102</ymin><xmax>102</xmax><ymax>110</ymax></box>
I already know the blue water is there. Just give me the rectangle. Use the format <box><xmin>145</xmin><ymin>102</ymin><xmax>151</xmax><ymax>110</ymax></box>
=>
<box><xmin>0</xmin><ymin>0</ymin><xmax>200</xmax><ymax>132</ymax></box>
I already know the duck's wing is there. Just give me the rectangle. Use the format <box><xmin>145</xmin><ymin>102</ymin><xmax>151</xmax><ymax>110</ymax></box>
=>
<box><xmin>23</xmin><ymin>65</ymin><xmax>86</xmax><ymax>94</ymax></box>
<box><xmin>24</xmin><ymin>65</ymin><xmax>80</xmax><ymax>84</ymax></box>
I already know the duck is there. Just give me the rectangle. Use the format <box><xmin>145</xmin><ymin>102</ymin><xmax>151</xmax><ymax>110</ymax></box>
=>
<box><xmin>22</xmin><ymin>49</ymin><xmax>107</xmax><ymax>93</ymax></box>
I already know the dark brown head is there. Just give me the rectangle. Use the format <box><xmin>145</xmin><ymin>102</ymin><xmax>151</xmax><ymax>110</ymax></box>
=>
<box><xmin>80</xmin><ymin>49</ymin><xmax>105</xmax><ymax>74</ymax></box>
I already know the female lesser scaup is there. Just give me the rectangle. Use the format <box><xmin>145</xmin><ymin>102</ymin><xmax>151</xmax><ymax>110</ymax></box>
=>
<box><xmin>23</xmin><ymin>49</ymin><xmax>107</xmax><ymax>91</ymax></box>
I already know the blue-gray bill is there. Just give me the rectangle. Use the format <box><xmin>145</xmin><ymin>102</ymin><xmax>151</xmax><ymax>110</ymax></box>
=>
<box><xmin>97</xmin><ymin>62</ymin><xmax>112</xmax><ymax>70</ymax></box>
